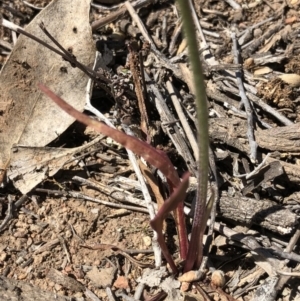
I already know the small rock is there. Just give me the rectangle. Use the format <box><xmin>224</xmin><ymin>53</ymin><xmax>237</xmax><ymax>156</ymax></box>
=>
<box><xmin>279</xmin><ymin>74</ymin><xmax>300</xmax><ymax>87</ymax></box>
<box><xmin>34</xmin><ymin>255</ymin><xmax>44</xmax><ymax>265</ymax></box>
<box><xmin>54</xmin><ymin>283</ymin><xmax>63</xmax><ymax>291</ymax></box>
<box><xmin>74</xmin><ymin>268</ymin><xmax>85</xmax><ymax>279</ymax></box>
<box><xmin>113</xmin><ymin>275</ymin><xmax>129</xmax><ymax>289</ymax></box>
<box><xmin>142</xmin><ymin>236</ymin><xmax>152</xmax><ymax>247</ymax></box>
<box><xmin>64</xmin><ymin>265</ymin><xmax>73</xmax><ymax>273</ymax></box>
<box><xmin>48</xmin><ymin>281</ymin><xmax>55</xmax><ymax>288</ymax></box>
<box><xmin>16</xmin><ymin>257</ymin><xmax>25</xmax><ymax>265</ymax></box>
<box><xmin>86</xmin><ymin>266</ymin><xmax>116</xmax><ymax>288</ymax></box>
<box><xmin>30</xmin><ymin>224</ymin><xmax>43</xmax><ymax>233</ymax></box>
<box><xmin>211</xmin><ymin>270</ymin><xmax>225</xmax><ymax>288</ymax></box>
<box><xmin>27</xmin><ymin>237</ymin><xmax>33</xmax><ymax>247</ymax></box>
<box><xmin>73</xmin><ymin>292</ymin><xmax>84</xmax><ymax>298</ymax></box>
<box><xmin>65</xmin><ymin>229</ymin><xmax>72</xmax><ymax>238</ymax></box>
<box><xmin>18</xmin><ymin>273</ymin><xmax>27</xmax><ymax>280</ymax></box>
<box><xmin>178</xmin><ymin>270</ymin><xmax>198</xmax><ymax>283</ymax></box>
<box><xmin>15</xmin><ymin>221</ymin><xmax>28</xmax><ymax>228</ymax></box>
<box><xmin>13</xmin><ymin>230</ymin><xmax>28</xmax><ymax>238</ymax></box>
<box><xmin>180</xmin><ymin>281</ymin><xmax>190</xmax><ymax>292</ymax></box>
<box><xmin>15</xmin><ymin>238</ymin><xmax>27</xmax><ymax>250</ymax></box>
<box><xmin>91</xmin><ymin>208</ymin><xmax>99</xmax><ymax>214</ymax></box>
<box><xmin>0</xmin><ymin>252</ymin><xmax>7</xmax><ymax>261</ymax></box>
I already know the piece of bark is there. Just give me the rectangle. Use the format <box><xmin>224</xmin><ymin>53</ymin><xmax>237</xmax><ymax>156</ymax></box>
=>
<box><xmin>219</xmin><ymin>193</ymin><xmax>298</xmax><ymax>235</ymax></box>
<box><xmin>209</xmin><ymin>117</ymin><xmax>249</xmax><ymax>155</ymax></box>
<box><xmin>242</xmin><ymin>161</ymin><xmax>284</xmax><ymax>195</ymax></box>
<box><xmin>210</xmin><ymin>118</ymin><xmax>300</xmax><ymax>153</ymax></box>
<box><xmin>256</xmin><ymin>123</ymin><xmax>300</xmax><ymax>152</ymax></box>
<box><xmin>267</xmin><ymin>157</ymin><xmax>300</xmax><ymax>184</ymax></box>
<box><xmin>0</xmin><ymin>276</ymin><xmax>78</xmax><ymax>301</ymax></box>
<box><xmin>47</xmin><ymin>268</ymin><xmax>85</xmax><ymax>292</ymax></box>
<box><xmin>209</xmin><ymin>117</ymin><xmax>300</xmax><ymax>183</ymax></box>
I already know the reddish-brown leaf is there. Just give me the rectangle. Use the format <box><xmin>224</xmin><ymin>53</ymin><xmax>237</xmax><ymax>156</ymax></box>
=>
<box><xmin>150</xmin><ymin>173</ymin><xmax>189</xmax><ymax>274</ymax></box>
<box><xmin>38</xmin><ymin>84</ymin><xmax>180</xmax><ymax>187</ymax></box>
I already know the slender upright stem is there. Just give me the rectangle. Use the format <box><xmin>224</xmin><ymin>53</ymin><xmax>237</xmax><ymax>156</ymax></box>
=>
<box><xmin>176</xmin><ymin>0</ymin><xmax>209</xmax><ymax>271</ymax></box>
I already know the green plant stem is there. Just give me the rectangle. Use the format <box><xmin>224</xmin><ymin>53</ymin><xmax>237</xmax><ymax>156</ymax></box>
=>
<box><xmin>175</xmin><ymin>0</ymin><xmax>209</xmax><ymax>271</ymax></box>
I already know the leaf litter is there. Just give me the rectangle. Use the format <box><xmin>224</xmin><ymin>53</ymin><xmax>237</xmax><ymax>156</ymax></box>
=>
<box><xmin>8</xmin><ymin>135</ymin><xmax>104</xmax><ymax>194</ymax></box>
<box><xmin>0</xmin><ymin>0</ymin><xmax>95</xmax><ymax>182</ymax></box>
<box><xmin>0</xmin><ymin>0</ymin><xmax>300</xmax><ymax>301</ymax></box>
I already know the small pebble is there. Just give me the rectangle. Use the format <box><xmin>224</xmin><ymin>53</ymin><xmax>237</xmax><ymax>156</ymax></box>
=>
<box><xmin>142</xmin><ymin>236</ymin><xmax>152</xmax><ymax>247</ymax></box>
<box><xmin>16</xmin><ymin>257</ymin><xmax>25</xmax><ymax>265</ymax></box>
<box><xmin>180</xmin><ymin>281</ymin><xmax>190</xmax><ymax>292</ymax></box>
<box><xmin>0</xmin><ymin>252</ymin><xmax>7</xmax><ymax>261</ymax></box>
<box><xmin>27</xmin><ymin>237</ymin><xmax>33</xmax><ymax>247</ymax></box>
<box><xmin>18</xmin><ymin>273</ymin><xmax>27</xmax><ymax>280</ymax></box>
<box><xmin>211</xmin><ymin>270</ymin><xmax>225</xmax><ymax>288</ymax></box>
<box><xmin>54</xmin><ymin>283</ymin><xmax>63</xmax><ymax>291</ymax></box>
<box><xmin>65</xmin><ymin>229</ymin><xmax>72</xmax><ymax>238</ymax></box>
<box><xmin>253</xmin><ymin>28</ymin><xmax>262</xmax><ymax>38</ymax></box>
<box><xmin>13</xmin><ymin>230</ymin><xmax>28</xmax><ymax>238</ymax></box>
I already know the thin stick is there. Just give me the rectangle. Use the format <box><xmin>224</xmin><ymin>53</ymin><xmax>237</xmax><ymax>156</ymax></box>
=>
<box><xmin>125</xmin><ymin>1</ymin><xmax>182</xmax><ymax>79</ymax></box>
<box><xmin>122</xmin><ymin>125</ymin><xmax>162</xmax><ymax>268</ymax></box>
<box><xmin>85</xmin><ymin>288</ymin><xmax>102</xmax><ymax>301</ymax></box>
<box><xmin>35</xmin><ymin>188</ymin><xmax>149</xmax><ymax>213</ymax></box>
<box><xmin>1</xmin><ymin>18</ymin><xmax>113</xmax><ymax>95</ymax></box>
<box><xmin>233</xmin><ymin>153</ymin><xmax>271</xmax><ymax>179</ymax></box>
<box><xmin>247</xmin><ymin>93</ymin><xmax>293</xmax><ymax>126</ymax></box>
<box><xmin>58</xmin><ymin>236</ymin><xmax>71</xmax><ymax>264</ymax></box>
<box><xmin>188</xmin><ymin>0</ymin><xmax>207</xmax><ymax>46</ymax></box>
<box><xmin>284</xmin><ymin>227</ymin><xmax>300</xmax><ymax>253</ymax></box>
<box><xmin>166</xmin><ymin>80</ymin><xmax>198</xmax><ymax>160</ymax></box>
<box><xmin>105</xmin><ymin>287</ymin><xmax>117</xmax><ymax>301</ymax></box>
<box><xmin>169</xmin><ymin>21</ymin><xmax>182</xmax><ymax>54</ymax></box>
<box><xmin>144</xmin><ymin>72</ymin><xmax>197</xmax><ymax>175</ymax></box>
<box><xmin>125</xmin><ymin>1</ymin><xmax>157</xmax><ymax>50</ymax></box>
<box><xmin>231</xmin><ymin>29</ymin><xmax>257</xmax><ymax>162</ymax></box>
<box><xmin>224</xmin><ymin>0</ymin><xmax>241</xmax><ymax>9</ymax></box>
<box><xmin>23</xmin><ymin>1</ymin><xmax>44</xmax><ymax>10</ymax></box>
<box><xmin>72</xmin><ymin>176</ymin><xmax>156</xmax><ymax>209</ymax></box>
<box><xmin>91</xmin><ymin>0</ymin><xmax>156</xmax><ymax>31</ymax></box>
<box><xmin>0</xmin><ymin>196</ymin><xmax>14</xmax><ymax>232</ymax></box>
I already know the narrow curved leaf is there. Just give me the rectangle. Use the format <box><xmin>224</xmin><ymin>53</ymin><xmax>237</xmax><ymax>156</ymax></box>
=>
<box><xmin>38</xmin><ymin>84</ymin><xmax>181</xmax><ymax>188</ymax></box>
<box><xmin>150</xmin><ymin>173</ymin><xmax>190</xmax><ymax>274</ymax></box>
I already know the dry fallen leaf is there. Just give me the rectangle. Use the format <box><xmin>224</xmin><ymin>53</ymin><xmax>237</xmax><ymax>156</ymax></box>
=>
<box><xmin>0</xmin><ymin>0</ymin><xmax>95</xmax><ymax>184</ymax></box>
<box><xmin>7</xmin><ymin>136</ymin><xmax>103</xmax><ymax>194</ymax></box>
